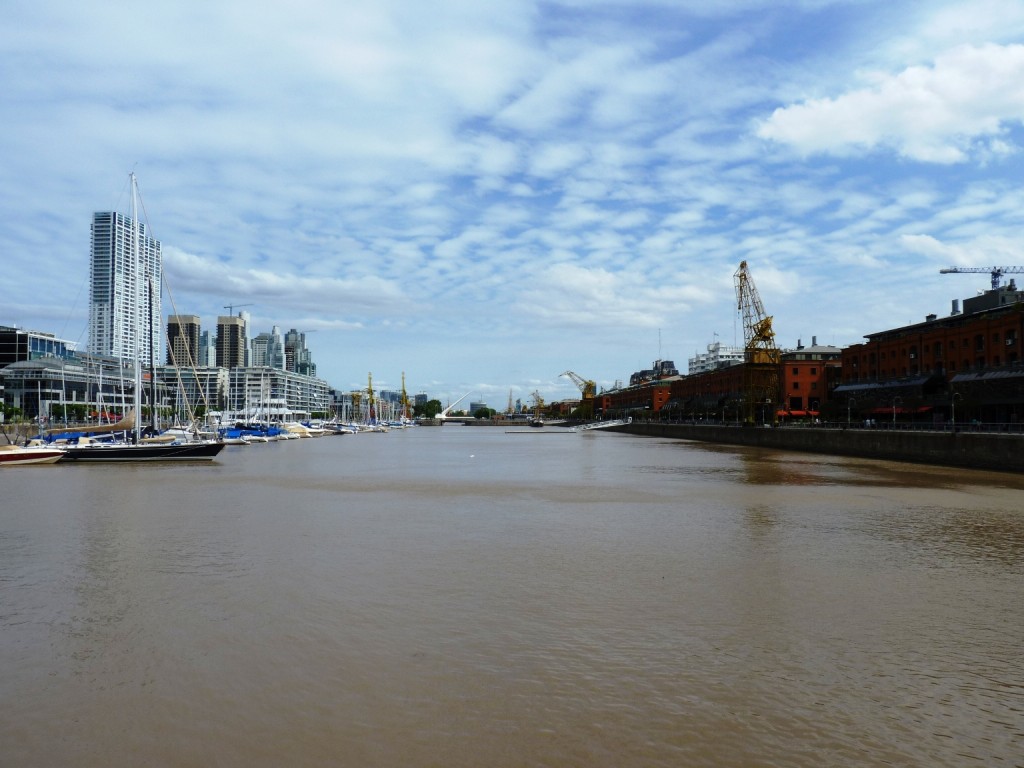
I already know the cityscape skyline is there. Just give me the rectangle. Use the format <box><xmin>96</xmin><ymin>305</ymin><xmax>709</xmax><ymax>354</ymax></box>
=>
<box><xmin>4</xmin><ymin>2</ymin><xmax>1024</xmax><ymax>406</ymax></box>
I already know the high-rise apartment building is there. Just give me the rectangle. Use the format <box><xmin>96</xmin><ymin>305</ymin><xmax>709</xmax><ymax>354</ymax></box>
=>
<box><xmin>284</xmin><ymin>328</ymin><xmax>316</xmax><ymax>377</ymax></box>
<box><xmin>198</xmin><ymin>330</ymin><xmax>217</xmax><ymax>367</ymax></box>
<box><xmin>166</xmin><ymin>314</ymin><xmax>201</xmax><ymax>366</ymax></box>
<box><xmin>251</xmin><ymin>325</ymin><xmax>285</xmax><ymax>369</ymax></box>
<box><xmin>88</xmin><ymin>210</ymin><xmax>162</xmax><ymax>362</ymax></box>
<box><xmin>216</xmin><ymin>315</ymin><xmax>247</xmax><ymax>369</ymax></box>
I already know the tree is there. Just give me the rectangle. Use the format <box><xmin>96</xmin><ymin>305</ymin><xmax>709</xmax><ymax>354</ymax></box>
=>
<box><xmin>415</xmin><ymin>399</ymin><xmax>443</xmax><ymax>418</ymax></box>
<box><xmin>474</xmin><ymin>407</ymin><xmax>496</xmax><ymax>419</ymax></box>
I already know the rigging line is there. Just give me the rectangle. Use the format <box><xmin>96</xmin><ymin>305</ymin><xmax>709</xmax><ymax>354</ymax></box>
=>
<box><xmin>134</xmin><ymin>177</ymin><xmax>213</xmax><ymax>427</ymax></box>
<box><xmin>58</xmin><ymin>271</ymin><xmax>89</xmax><ymax>349</ymax></box>
<box><xmin>163</xmin><ymin>274</ymin><xmax>213</xmax><ymax>424</ymax></box>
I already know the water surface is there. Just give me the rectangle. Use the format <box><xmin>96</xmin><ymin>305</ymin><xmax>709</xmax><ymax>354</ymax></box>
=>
<box><xmin>2</xmin><ymin>428</ymin><xmax>1022</xmax><ymax>766</ymax></box>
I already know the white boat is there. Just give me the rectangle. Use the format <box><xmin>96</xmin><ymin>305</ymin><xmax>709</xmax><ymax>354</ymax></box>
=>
<box><xmin>0</xmin><ymin>444</ymin><xmax>65</xmax><ymax>466</ymax></box>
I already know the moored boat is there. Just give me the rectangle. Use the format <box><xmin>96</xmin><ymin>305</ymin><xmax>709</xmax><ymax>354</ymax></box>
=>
<box><xmin>0</xmin><ymin>444</ymin><xmax>66</xmax><ymax>466</ymax></box>
<box><xmin>59</xmin><ymin>436</ymin><xmax>225</xmax><ymax>462</ymax></box>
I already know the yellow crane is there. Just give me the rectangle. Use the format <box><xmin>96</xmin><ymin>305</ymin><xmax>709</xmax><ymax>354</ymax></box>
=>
<box><xmin>366</xmin><ymin>372</ymin><xmax>377</xmax><ymax>424</ymax></box>
<box><xmin>734</xmin><ymin>261</ymin><xmax>780</xmax><ymax>425</ymax></box>
<box><xmin>530</xmin><ymin>390</ymin><xmax>545</xmax><ymax>423</ymax></box>
<box><xmin>400</xmin><ymin>371</ymin><xmax>411</xmax><ymax>420</ymax></box>
<box><xmin>561</xmin><ymin>370</ymin><xmax>596</xmax><ymax>419</ymax></box>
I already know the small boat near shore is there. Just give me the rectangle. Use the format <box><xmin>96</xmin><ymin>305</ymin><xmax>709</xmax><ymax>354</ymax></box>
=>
<box><xmin>0</xmin><ymin>444</ymin><xmax>66</xmax><ymax>466</ymax></box>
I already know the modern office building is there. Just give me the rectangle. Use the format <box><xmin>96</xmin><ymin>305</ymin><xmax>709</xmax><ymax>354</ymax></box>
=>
<box><xmin>0</xmin><ymin>326</ymin><xmax>76</xmax><ymax>367</ymax></box>
<box><xmin>88</xmin><ymin>210</ymin><xmax>162</xmax><ymax>363</ymax></box>
<box><xmin>198</xmin><ymin>330</ymin><xmax>217</xmax><ymax>367</ymax></box>
<box><xmin>166</xmin><ymin>314</ymin><xmax>201</xmax><ymax>366</ymax></box>
<box><xmin>216</xmin><ymin>316</ymin><xmax>247</xmax><ymax>369</ymax></box>
<box><xmin>688</xmin><ymin>340</ymin><xmax>745</xmax><ymax>374</ymax></box>
<box><xmin>251</xmin><ymin>326</ymin><xmax>286</xmax><ymax>369</ymax></box>
<box><xmin>284</xmin><ymin>328</ymin><xmax>316</xmax><ymax>376</ymax></box>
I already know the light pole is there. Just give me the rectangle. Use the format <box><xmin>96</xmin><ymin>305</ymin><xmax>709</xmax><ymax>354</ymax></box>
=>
<box><xmin>951</xmin><ymin>391</ymin><xmax>961</xmax><ymax>432</ymax></box>
<box><xmin>847</xmin><ymin>397</ymin><xmax>856</xmax><ymax>427</ymax></box>
<box><xmin>892</xmin><ymin>396</ymin><xmax>902</xmax><ymax>428</ymax></box>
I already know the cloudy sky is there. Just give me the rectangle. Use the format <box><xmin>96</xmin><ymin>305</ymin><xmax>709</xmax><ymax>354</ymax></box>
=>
<box><xmin>3</xmin><ymin>0</ymin><xmax>1024</xmax><ymax>405</ymax></box>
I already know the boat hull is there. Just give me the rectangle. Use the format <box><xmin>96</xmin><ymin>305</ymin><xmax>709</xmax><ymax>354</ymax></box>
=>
<box><xmin>0</xmin><ymin>445</ymin><xmax>65</xmax><ymax>466</ymax></box>
<box><xmin>60</xmin><ymin>441</ymin><xmax>226</xmax><ymax>462</ymax></box>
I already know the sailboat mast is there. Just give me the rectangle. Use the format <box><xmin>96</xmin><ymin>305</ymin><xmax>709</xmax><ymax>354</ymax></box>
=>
<box><xmin>149</xmin><ymin>276</ymin><xmax>158</xmax><ymax>433</ymax></box>
<box><xmin>130</xmin><ymin>172</ymin><xmax>143</xmax><ymax>444</ymax></box>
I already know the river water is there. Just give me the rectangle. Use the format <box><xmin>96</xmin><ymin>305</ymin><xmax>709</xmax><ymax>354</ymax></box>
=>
<box><xmin>1</xmin><ymin>427</ymin><xmax>1022</xmax><ymax>767</ymax></box>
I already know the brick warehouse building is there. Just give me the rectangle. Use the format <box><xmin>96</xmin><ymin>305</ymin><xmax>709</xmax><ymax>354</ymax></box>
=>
<box><xmin>836</xmin><ymin>284</ymin><xmax>1024</xmax><ymax>425</ymax></box>
<box><xmin>593</xmin><ymin>340</ymin><xmax>840</xmax><ymax>425</ymax></box>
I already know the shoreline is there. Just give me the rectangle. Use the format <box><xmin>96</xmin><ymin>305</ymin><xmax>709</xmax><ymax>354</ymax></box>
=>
<box><xmin>613</xmin><ymin>421</ymin><xmax>1024</xmax><ymax>474</ymax></box>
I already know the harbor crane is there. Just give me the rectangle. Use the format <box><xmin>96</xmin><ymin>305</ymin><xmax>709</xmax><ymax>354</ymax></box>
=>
<box><xmin>530</xmin><ymin>390</ymin><xmax>545</xmax><ymax>421</ymax></box>
<box><xmin>939</xmin><ymin>266</ymin><xmax>1024</xmax><ymax>291</ymax></box>
<box><xmin>561</xmin><ymin>370</ymin><xmax>596</xmax><ymax>419</ymax></box>
<box><xmin>734</xmin><ymin>261</ymin><xmax>780</xmax><ymax>425</ymax></box>
<box><xmin>400</xmin><ymin>371</ymin><xmax>411</xmax><ymax>420</ymax></box>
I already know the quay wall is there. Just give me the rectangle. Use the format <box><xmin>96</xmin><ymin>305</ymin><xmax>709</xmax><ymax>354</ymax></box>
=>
<box><xmin>614</xmin><ymin>422</ymin><xmax>1024</xmax><ymax>474</ymax></box>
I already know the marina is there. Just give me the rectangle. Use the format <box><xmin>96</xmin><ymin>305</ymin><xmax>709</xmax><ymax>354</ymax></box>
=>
<box><xmin>2</xmin><ymin>427</ymin><xmax>1021</xmax><ymax>767</ymax></box>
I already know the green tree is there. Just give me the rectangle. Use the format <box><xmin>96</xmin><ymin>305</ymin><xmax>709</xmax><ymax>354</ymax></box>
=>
<box><xmin>415</xmin><ymin>399</ymin><xmax>443</xmax><ymax>418</ymax></box>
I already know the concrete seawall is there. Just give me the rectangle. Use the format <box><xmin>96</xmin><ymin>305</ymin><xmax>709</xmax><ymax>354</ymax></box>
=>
<box><xmin>613</xmin><ymin>422</ymin><xmax>1024</xmax><ymax>474</ymax></box>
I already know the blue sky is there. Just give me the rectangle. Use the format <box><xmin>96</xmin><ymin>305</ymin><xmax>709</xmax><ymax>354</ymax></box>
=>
<box><xmin>3</xmin><ymin>0</ymin><xmax>1024</xmax><ymax>406</ymax></box>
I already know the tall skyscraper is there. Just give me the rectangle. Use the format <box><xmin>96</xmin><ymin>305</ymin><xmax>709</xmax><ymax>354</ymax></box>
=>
<box><xmin>198</xmin><ymin>330</ymin><xmax>217</xmax><ymax>367</ymax></box>
<box><xmin>284</xmin><ymin>328</ymin><xmax>316</xmax><ymax>376</ymax></box>
<box><xmin>216</xmin><ymin>315</ymin><xmax>247</xmax><ymax>369</ymax></box>
<box><xmin>166</xmin><ymin>314</ymin><xmax>201</xmax><ymax>366</ymax></box>
<box><xmin>88</xmin><ymin>210</ymin><xmax>162</xmax><ymax>363</ymax></box>
<box><xmin>251</xmin><ymin>325</ymin><xmax>285</xmax><ymax>369</ymax></box>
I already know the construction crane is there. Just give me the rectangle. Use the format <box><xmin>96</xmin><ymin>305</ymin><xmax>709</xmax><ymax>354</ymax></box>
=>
<box><xmin>939</xmin><ymin>266</ymin><xmax>1024</xmax><ymax>291</ymax></box>
<box><xmin>223</xmin><ymin>302</ymin><xmax>254</xmax><ymax>315</ymax></box>
<box><xmin>734</xmin><ymin>261</ymin><xmax>781</xmax><ymax>425</ymax></box>
<box><xmin>366</xmin><ymin>372</ymin><xmax>376</xmax><ymax>424</ymax></box>
<box><xmin>561</xmin><ymin>370</ymin><xmax>596</xmax><ymax>419</ymax></box>
<box><xmin>530</xmin><ymin>390</ymin><xmax>545</xmax><ymax>421</ymax></box>
<box><xmin>400</xmin><ymin>372</ymin><xmax>411</xmax><ymax>420</ymax></box>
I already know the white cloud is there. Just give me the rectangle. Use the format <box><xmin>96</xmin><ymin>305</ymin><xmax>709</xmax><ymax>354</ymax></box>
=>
<box><xmin>757</xmin><ymin>43</ymin><xmax>1024</xmax><ymax>163</ymax></box>
<box><xmin>6</xmin><ymin>1</ymin><xmax>1024</xmax><ymax>399</ymax></box>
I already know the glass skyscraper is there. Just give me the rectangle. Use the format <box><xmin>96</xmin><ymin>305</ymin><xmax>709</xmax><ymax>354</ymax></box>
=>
<box><xmin>88</xmin><ymin>210</ymin><xmax>162</xmax><ymax>364</ymax></box>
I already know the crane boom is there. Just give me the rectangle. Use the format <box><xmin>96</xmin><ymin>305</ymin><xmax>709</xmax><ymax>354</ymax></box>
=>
<box><xmin>734</xmin><ymin>261</ymin><xmax>780</xmax><ymax>425</ymax></box>
<box><xmin>560</xmin><ymin>370</ymin><xmax>596</xmax><ymax>399</ymax></box>
<box><xmin>561</xmin><ymin>370</ymin><xmax>596</xmax><ymax>419</ymax></box>
<box><xmin>939</xmin><ymin>266</ymin><xmax>1024</xmax><ymax>291</ymax></box>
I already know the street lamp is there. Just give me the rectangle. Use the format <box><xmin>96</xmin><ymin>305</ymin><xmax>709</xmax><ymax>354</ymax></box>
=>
<box><xmin>951</xmin><ymin>391</ymin><xmax>961</xmax><ymax>432</ymax></box>
<box><xmin>847</xmin><ymin>397</ymin><xmax>856</xmax><ymax>427</ymax></box>
<box><xmin>892</xmin><ymin>396</ymin><xmax>902</xmax><ymax>428</ymax></box>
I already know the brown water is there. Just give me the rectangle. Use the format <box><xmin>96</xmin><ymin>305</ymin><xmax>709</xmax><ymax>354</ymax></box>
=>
<box><xmin>2</xmin><ymin>428</ymin><xmax>1022</xmax><ymax>767</ymax></box>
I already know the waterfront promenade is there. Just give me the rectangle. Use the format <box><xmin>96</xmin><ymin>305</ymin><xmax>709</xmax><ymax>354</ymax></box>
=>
<box><xmin>616</xmin><ymin>421</ymin><xmax>1024</xmax><ymax>473</ymax></box>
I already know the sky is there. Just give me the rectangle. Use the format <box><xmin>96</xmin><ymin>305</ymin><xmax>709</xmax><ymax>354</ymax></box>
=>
<box><xmin>3</xmin><ymin>0</ymin><xmax>1024</xmax><ymax>406</ymax></box>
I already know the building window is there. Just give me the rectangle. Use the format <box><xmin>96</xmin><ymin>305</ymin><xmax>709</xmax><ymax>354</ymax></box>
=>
<box><xmin>810</xmin><ymin>367</ymin><xmax>817</xmax><ymax>375</ymax></box>
<box><xmin>792</xmin><ymin>381</ymin><xmax>800</xmax><ymax>390</ymax></box>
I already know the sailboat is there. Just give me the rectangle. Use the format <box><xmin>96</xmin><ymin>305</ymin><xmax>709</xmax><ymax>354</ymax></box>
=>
<box><xmin>61</xmin><ymin>173</ymin><xmax>225</xmax><ymax>463</ymax></box>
